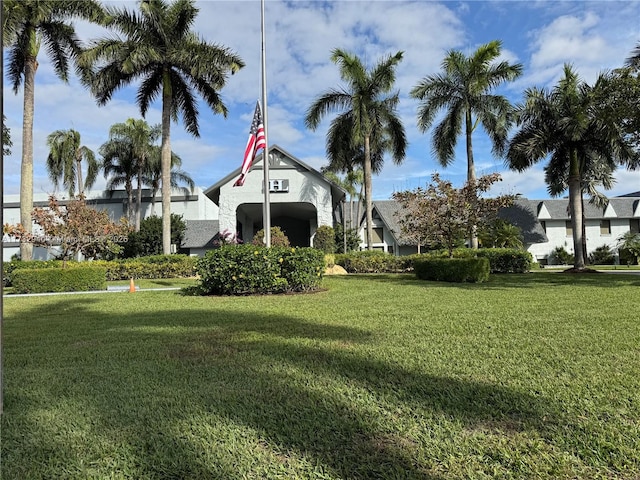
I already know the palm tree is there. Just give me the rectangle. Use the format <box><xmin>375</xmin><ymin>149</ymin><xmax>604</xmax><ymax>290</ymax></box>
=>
<box><xmin>411</xmin><ymin>40</ymin><xmax>522</xmax><ymax>248</ymax></box>
<box><xmin>306</xmin><ymin>49</ymin><xmax>407</xmax><ymax>250</ymax></box>
<box><xmin>81</xmin><ymin>0</ymin><xmax>243</xmax><ymax>254</ymax></box>
<box><xmin>99</xmin><ymin>137</ymin><xmax>137</xmax><ymax>225</ymax></box>
<box><xmin>506</xmin><ymin>65</ymin><xmax>635</xmax><ymax>270</ymax></box>
<box><xmin>108</xmin><ymin>119</ymin><xmax>161</xmax><ymax>231</ymax></box>
<box><xmin>2</xmin><ymin>0</ymin><xmax>105</xmax><ymax>260</ymax></box>
<box><xmin>46</xmin><ymin>129</ymin><xmax>98</xmax><ymax>198</ymax></box>
<box><xmin>142</xmin><ymin>146</ymin><xmax>193</xmax><ymax>216</ymax></box>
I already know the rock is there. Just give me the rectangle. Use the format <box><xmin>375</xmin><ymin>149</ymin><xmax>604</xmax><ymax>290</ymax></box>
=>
<box><xmin>325</xmin><ymin>265</ymin><xmax>348</xmax><ymax>275</ymax></box>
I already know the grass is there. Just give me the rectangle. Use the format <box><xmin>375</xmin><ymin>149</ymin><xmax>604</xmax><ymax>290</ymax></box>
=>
<box><xmin>2</xmin><ymin>272</ymin><xmax>640</xmax><ymax>479</ymax></box>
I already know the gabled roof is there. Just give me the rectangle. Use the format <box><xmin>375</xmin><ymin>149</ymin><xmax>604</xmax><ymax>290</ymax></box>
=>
<box><xmin>203</xmin><ymin>144</ymin><xmax>347</xmax><ymax>206</ymax></box>
<box><xmin>182</xmin><ymin>220</ymin><xmax>220</xmax><ymax>249</ymax></box>
<box><xmin>498</xmin><ymin>198</ymin><xmax>548</xmax><ymax>244</ymax></box>
<box><xmin>370</xmin><ymin>200</ymin><xmax>415</xmax><ymax>246</ymax></box>
<box><xmin>366</xmin><ymin>198</ymin><xmax>548</xmax><ymax>247</ymax></box>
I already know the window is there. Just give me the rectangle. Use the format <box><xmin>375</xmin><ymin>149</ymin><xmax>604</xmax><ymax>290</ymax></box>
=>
<box><xmin>631</xmin><ymin>219</ymin><xmax>640</xmax><ymax>234</ymax></box>
<box><xmin>372</xmin><ymin>227</ymin><xmax>384</xmax><ymax>243</ymax></box>
<box><xmin>565</xmin><ymin>221</ymin><xmax>573</xmax><ymax>237</ymax></box>
<box><xmin>600</xmin><ymin>219</ymin><xmax>611</xmax><ymax>235</ymax></box>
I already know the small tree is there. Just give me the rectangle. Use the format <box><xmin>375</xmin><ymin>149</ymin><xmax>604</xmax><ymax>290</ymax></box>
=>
<box><xmin>252</xmin><ymin>227</ymin><xmax>290</xmax><ymax>247</ymax></box>
<box><xmin>618</xmin><ymin>231</ymin><xmax>640</xmax><ymax>265</ymax></box>
<box><xmin>334</xmin><ymin>224</ymin><xmax>360</xmax><ymax>253</ymax></box>
<box><xmin>3</xmin><ymin>195</ymin><xmax>130</xmax><ymax>260</ymax></box>
<box><xmin>393</xmin><ymin>173</ymin><xmax>515</xmax><ymax>257</ymax></box>
<box><xmin>122</xmin><ymin>214</ymin><xmax>186</xmax><ymax>258</ymax></box>
<box><xmin>479</xmin><ymin>219</ymin><xmax>523</xmax><ymax>249</ymax></box>
<box><xmin>313</xmin><ymin>225</ymin><xmax>336</xmax><ymax>253</ymax></box>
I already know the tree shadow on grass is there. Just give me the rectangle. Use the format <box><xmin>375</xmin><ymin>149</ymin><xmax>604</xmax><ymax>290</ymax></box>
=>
<box><xmin>2</xmin><ymin>296</ymin><xmax>631</xmax><ymax>478</ymax></box>
<box><xmin>335</xmin><ymin>272</ymin><xmax>640</xmax><ymax>290</ymax></box>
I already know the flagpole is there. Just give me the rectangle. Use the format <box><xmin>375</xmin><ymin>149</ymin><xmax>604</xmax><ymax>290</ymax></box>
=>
<box><xmin>260</xmin><ymin>0</ymin><xmax>271</xmax><ymax>247</ymax></box>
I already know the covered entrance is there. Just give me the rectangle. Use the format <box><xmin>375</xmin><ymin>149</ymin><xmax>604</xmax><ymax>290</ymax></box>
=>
<box><xmin>236</xmin><ymin>202</ymin><xmax>317</xmax><ymax>247</ymax></box>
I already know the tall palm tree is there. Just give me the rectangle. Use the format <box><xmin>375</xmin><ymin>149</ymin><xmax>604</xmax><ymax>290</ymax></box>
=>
<box><xmin>306</xmin><ymin>49</ymin><xmax>407</xmax><ymax>250</ymax></box>
<box><xmin>506</xmin><ymin>65</ymin><xmax>635</xmax><ymax>270</ymax></box>
<box><xmin>411</xmin><ymin>40</ymin><xmax>522</xmax><ymax>248</ymax></box>
<box><xmin>2</xmin><ymin>0</ymin><xmax>105</xmax><ymax>260</ymax></box>
<box><xmin>81</xmin><ymin>0</ymin><xmax>244</xmax><ymax>254</ymax></box>
<box><xmin>142</xmin><ymin>145</ymin><xmax>193</xmax><ymax>216</ymax></box>
<box><xmin>99</xmin><ymin>137</ymin><xmax>137</xmax><ymax>225</ymax></box>
<box><xmin>46</xmin><ymin>129</ymin><xmax>98</xmax><ymax>197</ymax></box>
<box><xmin>108</xmin><ymin>119</ymin><xmax>161</xmax><ymax>231</ymax></box>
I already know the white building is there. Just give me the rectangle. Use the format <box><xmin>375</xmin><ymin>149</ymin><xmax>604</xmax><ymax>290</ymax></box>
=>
<box><xmin>356</xmin><ymin>196</ymin><xmax>640</xmax><ymax>264</ymax></box>
<box><xmin>2</xmin><ymin>145</ymin><xmax>346</xmax><ymax>260</ymax></box>
<box><xmin>3</xmin><ymin>142</ymin><xmax>638</xmax><ymax>264</ymax></box>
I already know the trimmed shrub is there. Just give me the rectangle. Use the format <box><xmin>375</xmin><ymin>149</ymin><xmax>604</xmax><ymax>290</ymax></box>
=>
<box><xmin>12</xmin><ymin>266</ymin><xmax>107</xmax><ymax>294</ymax></box>
<box><xmin>93</xmin><ymin>255</ymin><xmax>197</xmax><ymax>280</ymax></box>
<box><xmin>195</xmin><ymin>245</ymin><xmax>324</xmax><ymax>295</ymax></box>
<box><xmin>335</xmin><ymin>251</ymin><xmax>405</xmax><ymax>273</ymax></box>
<box><xmin>414</xmin><ymin>257</ymin><xmax>490</xmax><ymax>283</ymax></box>
<box><xmin>476</xmin><ymin>248</ymin><xmax>533</xmax><ymax>273</ymax></box>
<box><xmin>252</xmin><ymin>227</ymin><xmax>290</xmax><ymax>247</ymax></box>
<box><xmin>3</xmin><ymin>259</ymin><xmax>79</xmax><ymax>287</ymax></box>
<box><xmin>313</xmin><ymin>225</ymin><xmax>336</xmax><ymax>253</ymax></box>
<box><xmin>278</xmin><ymin>247</ymin><xmax>325</xmax><ymax>292</ymax></box>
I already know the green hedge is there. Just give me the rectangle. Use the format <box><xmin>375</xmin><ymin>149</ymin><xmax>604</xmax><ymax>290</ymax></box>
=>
<box><xmin>414</xmin><ymin>257</ymin><xmax>490</xmax><ymax>283</ymax></box>
<box><xmin>95</xmin><ymin>255</ymin><xmax>197</xmax><ymax>281</ymax></box>
<box><xmin>11</xmin><ymin>266</ymin><xmax>107</xmax><ymax>294</ymax></box>
<box><xmin>475</xmin><ymin>248</ymin><xmax>532</xmax><ymax>273</ymax></box>
<box><xmin>334</xmin><ymin>251</ymin><xmax>411</xmax><ymax>273</ymax></box>
<box><xmin>195</xmin><ymin>245</ymin><xmax>325</xmax><ymax>295</ymax></box>
<box><xmin>3</xmin><ymin>255</ymin><xmax>197</xmax><ymax>286</ymax></box>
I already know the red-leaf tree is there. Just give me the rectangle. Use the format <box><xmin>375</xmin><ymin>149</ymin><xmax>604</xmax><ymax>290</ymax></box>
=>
<box><xmin>393</xmin><ymin>173</ymin><xmax>515</xmax><ymax>257</ymax></box>
<box><xmin>4</xmin><ymin>195</ymin><xmax>130</xmax><ymax>261</ymax></box>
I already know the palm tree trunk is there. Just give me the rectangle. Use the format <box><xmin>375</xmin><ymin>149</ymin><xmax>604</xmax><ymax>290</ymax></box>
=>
<box><xmin>76</xmin><ymin>156</ymin><xmax>84</xmax><ymax>196</ymax></box>
<box><xmin>20</xmin><ymin>56</ymin><xmax>38</xmax><ymax>260</ymax></box>
<box><xmin>150</xmin><ymin>186</ymin><xmax>158</xmax><ymax>216</ymax></box>
<box><xmin>161</xmin><ymin>72</ymin><xmax>173</xmax><ymax>255</ymax></box>
<box><xmin>135</xmin><ymin>165</ymin><xmax>142</xmax><ymax>232</ymax></box>
<box><xmin>364</xmin><ymin>135</ymin><xmax>374</xmax><ymax>251</ymax></box>
<box><xmin>126</xmin><ymin>181</ymin><xmax>133</xmax><ymax>224</ymax></box>
<box><xmin>465</xmin><ymin>109</ymin><xmax>478</xmax><ymax>249</ymax></box>
<box><xmin>569</xmin><ymin>150</ymin><xmax>586</xmax><ymax>269</ymax></box>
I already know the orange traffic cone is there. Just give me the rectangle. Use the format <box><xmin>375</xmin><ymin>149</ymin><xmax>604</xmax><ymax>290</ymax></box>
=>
<box><xmin>129</xmin><ymin>278</ymin><xmax>136</xmax><ymax>293</ymax></box>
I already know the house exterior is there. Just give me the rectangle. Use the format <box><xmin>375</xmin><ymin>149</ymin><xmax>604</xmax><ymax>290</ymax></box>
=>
<box><xmin>3</xmin><ymin>140</ymin><xmax>637</xmax><ymax>263</ymax></box>
<box><xmin>357</xmin><ymin>196</ymin><xmax>640</xmax><ymax>264</ymax></box>
<box><xmin>2</xmin><ymin>186</ymin><xmax>218</xmax><ymax>261</ymax></box>
<box><xmin>203</xmin><ymin>145</ymin><xmax>346</xmax><ymax>247</ymax></box>
<box><xmin>2</xmin><ymin>145</ymin><xmax>346</xmax><ymax>260</ymax></box>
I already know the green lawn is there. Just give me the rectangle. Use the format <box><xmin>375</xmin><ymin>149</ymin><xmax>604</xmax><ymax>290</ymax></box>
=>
<box><xmin>2</xmin><ymin>273</ymin><xmax>640</xmax><ymax>479</ymax></box>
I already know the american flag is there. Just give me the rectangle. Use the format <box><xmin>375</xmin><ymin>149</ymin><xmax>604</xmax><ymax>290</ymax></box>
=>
<box><xmin>234</xmin><ymin>101</ymin><xmax>266</xmax><ymax>187</ymax></box>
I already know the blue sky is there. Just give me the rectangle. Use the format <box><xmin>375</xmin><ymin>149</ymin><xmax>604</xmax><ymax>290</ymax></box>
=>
<box><xmin>4</xmin><ymin>0</ymin><xmax>640</xmax><ymax>201</ymax></box>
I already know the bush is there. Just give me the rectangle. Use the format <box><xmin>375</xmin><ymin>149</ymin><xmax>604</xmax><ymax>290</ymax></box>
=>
<box><xmin>3</xmin><ymin>259</ymin><xmax>62</xmax><ymax>287</ymax></box>
<box><xmin>414</xmin><ymin>257</ymin><xmax>490</xmax><ymax>283</ymax></box>
<box><xmin>252</xmin><ymin>226</ymin><xmax>290</xmax><ymax>247</ymax></box>
<box><xmin>279</xmin><ymin>247</ymin><xmax>325</xmax><ymax>292</ymax></box>
<box><xmin>335</xmin><ymin>251</ymin><xmax>405</xmax><ymax>273</ymax></box>
<box><xmin>333</xmin><ymin>224</ymin><xmax>360</xmax><ymax>253</ymax></box>
<box><xmin>476</xmin><ymin>248</ymin><xmax>533</xmax><ymax>273</ymax></box>
<box><xmin>195</xmin><ymin>245</ymin><xmax>324</xmax><ymax>295</ymax></box>
<box><xmin>313</xmin><ymin>225</ymin><xmax>336</xmax><ymax>253</ymax></box>
<box><xmin>94</xmin><ymin>255</ymin><xmax>197</xmax><ymax>281</ymax></box>
<box><xmin>11</xmin><ymin>266</ymin><xmax>107</xmax><ymax>294</ymax></box>
<box><xmin>549</xmin><ymin>246</ymin><xmax>574</xmax><ymax>265</ymax></box>
<box><xmin>588</xmin><ymin>245</ymin><xmax>616</xmax><ymax>265</ymax></box>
